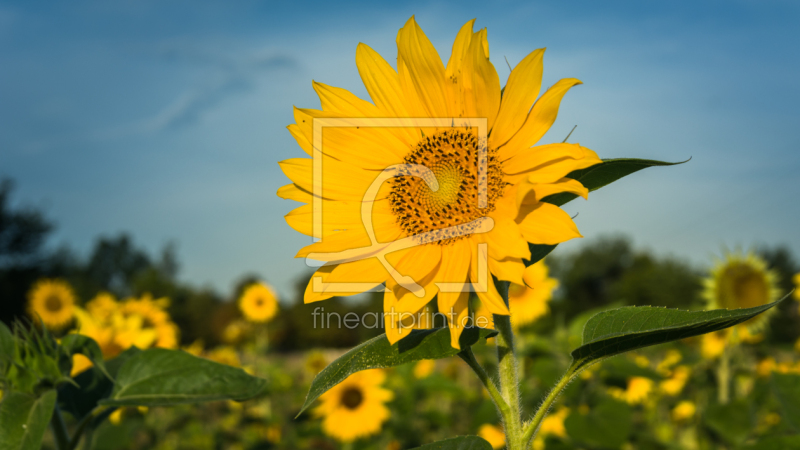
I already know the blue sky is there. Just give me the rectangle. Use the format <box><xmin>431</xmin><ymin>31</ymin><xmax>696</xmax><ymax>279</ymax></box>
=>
<box><xmin>2</xmin><ymin>0</ymin><xmax>799</xmax><ymax>299</ymax></box>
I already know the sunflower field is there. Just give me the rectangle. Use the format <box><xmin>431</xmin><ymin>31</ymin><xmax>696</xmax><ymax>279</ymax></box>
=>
<box><xmin>3</xmin><ymin>13</ymin><xmax>800</xmax><ymax>450</ymax></box>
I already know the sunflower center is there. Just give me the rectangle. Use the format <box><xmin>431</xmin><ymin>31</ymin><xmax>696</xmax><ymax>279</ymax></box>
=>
<box><xmin>340</xmin><ymin>386</ymin><xmax>364</xmax><ymax>410</ymax></box>
<box><xmin>388</xmin><ymin>130</ymin><xmax>506</xmax><ymax>245</ymax></box>
<box><xmin>44</xmin><ymin>295</ymin><xmax>62</xmax><ymax>312</ymax></box>
<box><xmin>721</xmin><ymin>264</ymin><xmax>768</xmax><ymax>309</ymax></box>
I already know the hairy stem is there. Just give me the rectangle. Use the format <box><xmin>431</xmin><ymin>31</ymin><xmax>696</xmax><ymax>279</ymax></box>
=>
<box><xmin>459</xmin><ymin>347</ymin><xmax>512</xmax><ymax>425</ymax></box>
<box><xmin>493</xmin><ymin>280</ymin><xmax>523</xmax><ymax>450</ymax></box>
<box><xmin>522</xmin><ymin>366</ymin><xmax>577</xmax><ymax>447</ymax></box>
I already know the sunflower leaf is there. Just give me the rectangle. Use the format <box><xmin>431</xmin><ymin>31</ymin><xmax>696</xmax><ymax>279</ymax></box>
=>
<box><xmin>0</xmin><ymin>390</ymin><xmax>57</xmax><ymax>450</ymax></box>
<box><xmin>99</xmin><ymin>348</ymin><xmax>266</xmax><ymax>407</ymax></box>
<box><xmin>526</xmin><ymin>243</ymin><xmax>557</xmax><ymax>266</ymax></box>
<box><xmin>57</xmin><ymin>347</ymin><xmax>141</xmax><ymax>422</ymax></box>
<box><xmin>412</xmin><ymin>435</ymin><xmax>494</xmax><ymax>449</ymax></box>
<box><xmin>570</xmin><ymin>297</ymin><xmax>785</xmax><ymax>371</ymax></box>
<box><xmin>298</xmin><ymin>327</ymin><xmax>497</xmax><ymax>417</ymax></box>
<box><xmin>542</xmin><ymin>158</ymin><xmax>686</xmax><ymax>207</ymax></box>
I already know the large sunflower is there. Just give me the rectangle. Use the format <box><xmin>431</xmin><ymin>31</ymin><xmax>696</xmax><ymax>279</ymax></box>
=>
<box><xmin>279</xmin><ymin>17</ymin><xmax>600</xmax><ymax>348</ymax></box>
<box><xmin>314</xmin><ymin>369</ymin><xmax>393</xmax><ymax>442</ymax></box>
<box><xmin>507</xmin><ymin>259</ymin><xmax>558</xmax><ymax>329</ymax></box>
<box><xmin>27</xmin><ymin>278</ymin><xmax>76</xmax><ymax>330</ymax></box>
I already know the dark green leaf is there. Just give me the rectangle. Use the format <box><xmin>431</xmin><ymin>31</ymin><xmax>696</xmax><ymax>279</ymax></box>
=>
<box><xmin>772</xmin><ymin>372</ymin><xmax>800</xmax><ymax>430</ymax></box>
<box><xmin>542</xmin><ymin>158</ymin><xmax>686</xmax><ymax>207</ymax></box>
<box><xmin>704</xmin><ymin>400</ymin><xmax>752</xmax><ymax>445</ymax></box>
<box><xmin>60</xmin><ymin>334</ymin><xmax>111</xmax><ymax>380</ymax></box>
<box><xmin>100</xmin><ymin>348</ymin><xmax>266</xmax><ymax>406</ymax></box>
<box><xmin>413</xmin><ymin>436</ymin><xmax>493</xmax><ymax>450</ymax></box>
<box><xmin>525</xmin><ymin>244</ymin><xmax>557</xmax><ymax>267</ymax></box>
<box><xmin>0</xmin><ymin>390</ymin><xmax>57</xmax><ymax>450</ymax></box>
<box><xmin>57</xmin><ymin>347</ymin><xmax>141</xmax><ymax>421</ymax></box>
<box><xmin>570</xmin><ymin>298</ymin><xmax>783</xmax><ymax>370</ymax></box>
<box><xmin>564</xmin><ymin>399</ymin><xmax>632</xmax><ymax>448</ymax></box>
<box><xmin>0</xmin><ymin>322</ymin><xmax>12</xmax><ymax>372</ymax></box>
<box><xmin>298</xmin><ymin>327</ymin><xmax>497</xmax><ymax>416</ymax></box>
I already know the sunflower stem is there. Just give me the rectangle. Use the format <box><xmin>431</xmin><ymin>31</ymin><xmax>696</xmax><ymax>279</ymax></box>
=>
<box><xmin>717</xmin><ymin>346</ymin><xmax>731</xmax><ymax>405</ymax></box>
<box><xmin>493</xmin><ymin>280</ymin><xmax>523</xmax><ymax>450</ymax></box>
<box><xmin>458</xmin><ymin>347</ymin><xmax>512</xmax><ymax>424</ymax></box>
<box><xmin>50</xmin><ymin>405</ymin><xmax>70</xmax><ymax>450</ymax></box>
<box><xmin>521</xmin><ymin>366</ymin><xmax>577</xmax><ymax>448</ymax></box>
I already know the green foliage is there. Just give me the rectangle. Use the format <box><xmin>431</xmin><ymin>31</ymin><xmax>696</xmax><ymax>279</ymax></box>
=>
<box><xmin>101</xmin><ymin>348</ymin><xmax>266</xmax><ymax>407</ymax></box>
<box><xmin>57</xmin><ymin>347</ymin><xmax>141</xmax><ymax>422</ymax></box>
<box><xmin>772</xmin><ymin>372</ymin><xmax>800</xmax><ymax>431</ymax></box>
<box><xmin>298</xmin><ymin>327</ymin><xmax>497</xmax><ymax>416</ymax></box>
<box><xmin>564</xmin><ymin>399</ymin><xmax>632</xmax><ymax>448</ymax></box>
<box><xmin>739</xmin><ymin>436</ymin><xmax>800</xmax><ymax>450</ymax></box>
<box><xmin>59</xmin><ymin>334</ymin><xmax>110</xmax><ymax>380</ymax></box>
<box><xmin>0</xmin><ymin>390</ymin><xmax>57</xmax><ymax>450</ymax></box>
<box><xmin>413</xmin><ymin>436</ymin><xmax>493</xmax><ymax>449</ymax></box>
<box><xmin>541</xmin><ymin>158</ymin><xmax>686</xmax><ymax>207</ymax></box>
<box><xmin>570</xmin><ymin>299</ymin><xmax>783</xmax><ymax>370</ymax></box>
<box><xmin>704</xmin><ymin>399</ymin><xmax>753</xmax><ymax>445</ymax></box>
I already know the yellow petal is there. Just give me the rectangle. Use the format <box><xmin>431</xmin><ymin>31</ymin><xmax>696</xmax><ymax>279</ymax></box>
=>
<box><xmin>489</xmin><ymin>257</ymin><xmax>525</xmax><ymax>285</ymax></box>
<box><xmin>287</xmin><ymin>123</ymin><xmax>312</xmax><ymax>156</ymax></box>
<box><xmin>499</xmin><ymin>78</ymin><xmax>583</xmax><ymax>161</ymax></box>
<box><xmin>485</xmin><ymin>217</ymin><xmax>531</xmax><ymax>261</ymax></box>
<box><xmin>517</xmin><ymin>203</ymin><xmax>582</xmax><ymax>245</ymax></box>
<box><xmin>516</xmin><ymin>177</ymin><xmax>588</xmax><ymax>209</ymax></box>
<box><xmin>438</xmin><ymin>290</ymin><xmax>469</xmax><ymax>349</ymax></box>
<box><xmin>387</xmin><ymin>244</ymin><xmax>443</xmax><ymax>302</ymax></box>
<box><xmin>470</xmin><ymin>243</ymin><xmax>510</xmax><ymax>315</ymax></box>
<box><xmin>278</xmin><ymin>156</ymin><xmax>386</xmax><ymax>202</ymax></box>
<box><xmin>503</xmin><ymin>143</ymin><xmax>588</xmax><ymax>175</ymax></box>
<box><xmin>276</xmin><ymin>183</ymin><xmax>311</xmax><ymax>203</ymax></box>
<box><xmin>459</xmin><ymin>28</ymin><xmax>501</xmax><ymax>130</ymax></box>
<box><xmin>396</xmin><ymin>17</ymin><xmax>451</xmax><ymax>117</ymax></box>
<box><xmin>489</xmin><ymin>48</ymin><xmax>545</xmax><ymax>149</ymax></box>
<box><xmin>304</xmin><ymin>258</ymin><xmax>388</xmax><ymax>303</ymax></box>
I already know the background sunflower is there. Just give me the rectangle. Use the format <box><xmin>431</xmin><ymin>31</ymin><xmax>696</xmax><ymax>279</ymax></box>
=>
<box><xmin>26</xmin><ymin>278</ymin><xmax>76</xmax><ymax>330</ymax></box>
<box><xmin>239</xmin><ymin>282</ymin><xmax>279</xmax><ymax>323</ymax></box>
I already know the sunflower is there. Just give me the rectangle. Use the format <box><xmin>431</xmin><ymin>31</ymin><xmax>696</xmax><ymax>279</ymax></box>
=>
<box><xmin>609</xmin><ymin>376</ymin><xmax>654</xmax><ymax>405</ymax></box>
<box><xmin>314</xmin><ymin>369</ymin><xmax>393</xmax><ymax>442</ymax></box>
<box><xmin>478</xmin><ymin>424</ymin><xmax>506</xmax><ymax>449</ymax></box>
<box><xmin>280</xmin><ymin>17</ymin><xmax>601</xmax><ymax>348</ymax></box>
<box><xmin>239</xmin><ymin>283</ymin><xmax>279</xmax><ymax>323</ymax></box>
<box><xmin>27</xmin><ymin>279</ymin><xmax>76</xmax><ymax>330</ymax></box>
<box><xmin>672</xmin><ymin>401</ymin><xmax>696</xmax><ymax>422</ymax></box>
<box><xmin>507</xmin><ymin>259</ymin><xmax>558</xmax><ymax>329</ymax></box>
<box><xmin>703</xmin><ymin>252</ymin><xmax>780</xmax><ymax>341</ymax></box>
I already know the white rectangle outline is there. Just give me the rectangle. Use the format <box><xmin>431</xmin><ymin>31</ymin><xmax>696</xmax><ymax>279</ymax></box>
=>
<box><xmin>310</xmin><ymin>117</ymin><xmax>490</xmax><ymax>294</ymax></box>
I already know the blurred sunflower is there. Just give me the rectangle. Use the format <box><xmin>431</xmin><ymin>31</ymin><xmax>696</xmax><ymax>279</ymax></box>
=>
<box><xmin>507</xmin><ymin>260</ymin><xmax>558</xmax><ymax>329</ymax></box>
<box><xmin>413</xmin><ymin>359</ymin><xmax>436</xmax><ymax>379</ymax></box>
<box><xmin>314</xmin><ymin>369</ymin><xmax>393</xmax><ymax>442</ymax></box>
<box><xmin>672</xmin><ymin>401</ymin><xmax>696</xmax><ymax>422</ymax></box>
<box><xmin>794</xmin><ymin>272</ymin><xmax>800</xmax><ymax>301</ymax></box>
<box><xmin>703</xmin><ymin>252</ymin><xmax>780</xmax><ymax>341</ymax></box>
<box><xmin>280</xmin><ymin>17</ymin><xmax>601</xmax><ymax>349</ymax></box>
<box><xmin>27</xmin><ymin>279</ymin><xmax>76</xmax><ymax>330</ymax></box>
<box><xmin>239</xmin><ymin>283</ymin><xmax>279</xmax><ymax>323</ymax></box>
<box><xmin>609</xmin><ymin>376</ymin><xmax>654</xmax><ymax>405</ymax></box>
<box><xmin>478</xmin><ymin>424</ymin><xmax>506</xmax><ymax>449</ymax></box>
<box><xmin>532</xmin><ymin>407</ymin><xmax>569</xmax><ymax>450</ymax></box>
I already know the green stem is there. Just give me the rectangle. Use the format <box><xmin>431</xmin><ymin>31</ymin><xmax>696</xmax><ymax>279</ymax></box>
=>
<box><xmin>81</xmin><ymin>426</ymin><xmax>95</xmax><ymax>450</ymax></box>
<box><xmin>493</xmin><ymin>280</ymin><xmax>523</xmax><ymax>450</ymax></box>
<box><xmin>718</xmin><ymin>346</ymin><xmax>731</xmax><ymax>405</ymax></box>
<box><xmin>50</xmin><ymin>405</ymin><xmax>70</xmax><ymax>450</ymax></box>
<box><xmin>521</xmin><ymin>366</ymin><xmax>577</xmax><ymax>447</ymax></box>
<box><xmin>459</xmin><ymin>347</ymin><xmax>512</xmax><ymax>425</ymax></box>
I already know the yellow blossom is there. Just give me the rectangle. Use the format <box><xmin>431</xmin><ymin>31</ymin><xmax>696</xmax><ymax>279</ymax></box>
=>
<box><xmin>27</xmin><ymin>279</ymin><xmax>76</xmax><ymax>331</ymax></box>
<box><xmin>478</xmin><ymin>424</ymin><xmax>506</xmax><ymax>449</ymax></box>
<box><xmin>672</xmin><ymin>401</ymin><xmax>696</xmax><ymax>422</ymax></box>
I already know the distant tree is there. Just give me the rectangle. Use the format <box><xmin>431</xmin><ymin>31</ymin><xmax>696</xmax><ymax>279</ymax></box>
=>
<box><xmin>757</xmin><ymin>245</ymin><xmax>799</xmax><ymax>345</ymax></box>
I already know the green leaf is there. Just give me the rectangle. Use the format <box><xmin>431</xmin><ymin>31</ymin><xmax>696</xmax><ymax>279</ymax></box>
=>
<box><xmin>570</xmin><ymin>298</ymin><xmax>783</xmax><ymax>371</ymax></box>
<box><xmin>298</xmin><ymin>327</ymin><xmax>497</xmax><ymax>416</ymax></box>
<box><xmin>772</xmin><ymin>372</ymin><xmax>800</xmax><ymax>430</ymax></box>
<box><xmin>526</xmin><ymin>158</ymin><xmax>683</xmax><ymax>266</ymax></box>
<box><xmin>542</xmin><ymin>158</ymin><xmax>686</xmax><ymax>207</ymax></box>
<box><xmin>525</xmin><ymin>243</ymin><xmax>557</xmax><ymax>267</ymax></box>
<box><xmin>60</xmin><ymin>334</ymin><xmax>111</xmax><ymax>380</ymax></box>
<box><xmin>564</xmin><ymin>399</ymin><xmax>632</xmax><ymax>448</ymax></box>
<box><xmin>413</xmin><ymin>436</ymin><xmax>493</xmax><ymax>450</ymax></box>
<box><xmin>0</xmin><ymin>322</ymin><xmax>12</xmax><ymax>372</ymax></box>
<box><xmin>57</xmin><ymin>347</ymin><xmax>141</xmax><ymax>421</ymax></box>
<box><xmin>0</xmin><ymin>390</ymin><xmax>57</xmax><ymax>450</ymax></box>
<box><xmin>99</xmin><ymin>348</ymin><xmax>266</xmax><ymax>407</ymax></box>
<box><xmin>704</xmin><ymin>400</ymin><xmax>752</xmax><ymax>445</ymax></box>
